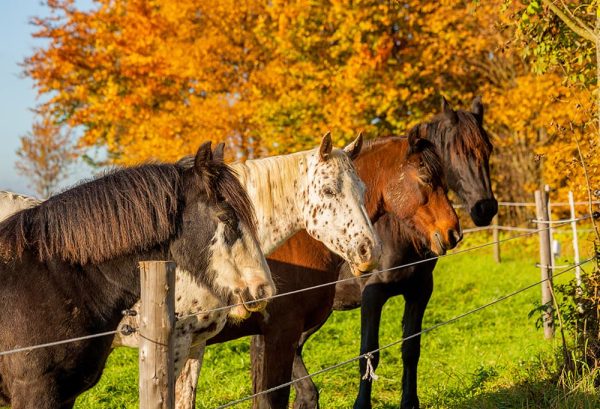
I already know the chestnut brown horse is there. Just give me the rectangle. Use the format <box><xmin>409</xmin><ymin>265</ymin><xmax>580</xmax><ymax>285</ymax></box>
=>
<box><xmin>290</xmin><ymin>97</ymin><xmax>496</xmax><ymax>409</ymax></box>
<box><xmin>200</xmin><ymin>127</ymin><xmax>461</xmax><ymax>408</ymax></box>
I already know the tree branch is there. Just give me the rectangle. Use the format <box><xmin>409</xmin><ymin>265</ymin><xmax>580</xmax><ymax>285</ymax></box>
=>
<box><xmin>559</xmin><ymin>0</ymin><xmax>596</xmax><ymax>38</ymax></box>
<box><xmin>541</xmin><ymin>0</ymin><xmax>597</xmax><ymax>43</ymax></box>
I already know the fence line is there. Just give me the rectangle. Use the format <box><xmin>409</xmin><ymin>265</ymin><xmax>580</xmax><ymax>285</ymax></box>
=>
<box><xmin>0</xmin><ymin>330</ymin><xmax>120</xmax><ymax>357</ymax></box>
<box><xmin>177</xmin><ymin>215</ymin><xmax>593</xmax><ymax>320</ymax></box>
<box><xmin>463</xmin><ymin>225</ymin><xmax>536</xmax><ymax>233</ymax></box>
<box><xmin>0</xmin><ymin>214</ymin><xmax>593</xmax><ymax>358</ymax></box>
<box><xmin>462</xmin><ymin>213</ymin><xmax>599</xmax><ymax>234</ymax></box>
<box><xmin>453</xmin><ymin>201</ymin><xmax>600</xmax><ymax>209</ymax></box>
<box><xmin>530</xmin><ymin>215</ymin><xmax>596</xmax><ymax>225</ymax></box>
<box><xmin>215</xmin><ymin>257</ymin><xmax>595</xmax><ymax>408</ymax></box>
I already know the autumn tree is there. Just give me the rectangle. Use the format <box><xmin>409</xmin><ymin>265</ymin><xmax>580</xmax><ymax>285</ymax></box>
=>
<box><xmin>505</xmin><ymin>1</ymin><xmax>599</xmax><ymax>207</ymax></box>
<box><xmin>25</xmin><ymin>0</ymin><xmax>274</xmax><ymax>163</ymax></box>
<box><xmin>24</xmin><ymin>0</ymin><xmax>597</xmax><ymax>214</ymax></box>
<box><xmin>27</xmin><ymin>0</ymin><xmax>512</xmax><ymax>160</ymax></box>
<box><xmin>16</xmin><ymin>114</ymin><xmax>78</xmax><ymax>198</ymax></box>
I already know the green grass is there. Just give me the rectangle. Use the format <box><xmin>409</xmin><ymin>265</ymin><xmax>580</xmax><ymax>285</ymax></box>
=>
<box><xmin>18</xmin><ymin>229</ymin><xmax>600</xmax><ymax>408</ymax></box>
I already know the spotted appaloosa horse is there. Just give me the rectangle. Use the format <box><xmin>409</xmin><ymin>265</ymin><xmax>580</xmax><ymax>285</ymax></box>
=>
<box><xmin>290</xmin><ymin>97</ymin><xmax>497</xmax><ymax>409</ymax></box>
<box><xmin>0</xmin><ymin>143</ymin><xmax>274</xmax><ymax>409</ymax></box>
<box><xmin>193</xmin><ymin>126</ymin><xmax>461</xmax><ymax>409</ymax></box>
<box><xmin>115</xmin><ymin>133</ymin><xmax>381</xmax><ymax>391</ymax></box>
<box><xmin>1</xmin><ymin>133</ymin><xmax>382</xmax><ymax>406</ymax></box>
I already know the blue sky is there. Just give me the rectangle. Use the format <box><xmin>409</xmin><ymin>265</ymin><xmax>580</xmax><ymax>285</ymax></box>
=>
<box><xmin>0</xmin><ymin>1</ymin><xmax>93</xmax><ymax>196</ymax></box>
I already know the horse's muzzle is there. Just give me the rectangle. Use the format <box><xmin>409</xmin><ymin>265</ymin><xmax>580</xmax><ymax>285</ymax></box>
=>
<box><xmin>351</xmin><ymin>259</ymin><xmax>380</xmax><ymax>277</ymax></box>
<box><xmin>351</xmin><ymin>237</ymin><xmax>382</xmax><ymax>276</ymax></box>
<box><xmin>470</xmin><ymin>198</ymin><xmax>498</xmax><ymax>227</ymax></box>
<box><xmin>234</xmin><ymin>283</ymin><xmax>273</xmax><ymax>314</ymax></box>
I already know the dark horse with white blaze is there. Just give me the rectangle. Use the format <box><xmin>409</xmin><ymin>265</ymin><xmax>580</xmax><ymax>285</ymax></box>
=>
<box><xmin>0</xmin><ymin>143</ymin><xmax>274</xmax><ymax>409</ymax></box>
<box><xmin>290</xmin><ymin>97</ymin><xmax>497</xmax><ymax>409</ymax></box>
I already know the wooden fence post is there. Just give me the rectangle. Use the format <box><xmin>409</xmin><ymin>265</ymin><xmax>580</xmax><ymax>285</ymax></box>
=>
<box><xmin>545</xmin><ymin>185</ymin><xmax>556</xmax><ymax>269</ymax></box>
<box><xmin>535</xmin><ymin>190</ymin><xmax>554</xmax><ymax>339</ymax></box>
<box><xmin>492</xmin><ymin>215</ymin><xmax>501</xmax><ymax>263</ymax></box>
<box><xmin>568</xmin><ymin>191</ymin><xmax>584</xmax><ymax>313</ymax></box>
<box><xmin>568</xmin><ymin>192</ymin><xmax>582</xmax><ymax>290</ymax></box>
<box><xmin>139</xmin><ymin>260</ymin><xmax>176</xmax><ymax>409</ymax></box>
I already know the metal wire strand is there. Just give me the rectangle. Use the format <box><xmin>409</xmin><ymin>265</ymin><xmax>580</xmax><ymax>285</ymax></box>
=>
<box><xmin>214</xmin><ymin>257</ymin><xmax>595</xmax><ymax>408</ymax></box>
<box><xmin>0</xmin><ymin>215</ymin><xmax>592</xmax><ymax>357</ymax></box>
<box><xmin>178</xmin><ymin>215</ymin><xmax>592</xmax><ymax>320</ymax></box>
<box><xmin>0</xmin><ymin>330</ymin><xmax>120</xmax><ymax>357</ymax></box>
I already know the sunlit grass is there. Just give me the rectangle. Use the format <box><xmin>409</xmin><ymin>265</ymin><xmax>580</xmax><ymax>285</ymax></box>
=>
<box><xmin>68</xmin><ymin>230</ymin><xmax>598</xmax><ymax>408</ymax></box>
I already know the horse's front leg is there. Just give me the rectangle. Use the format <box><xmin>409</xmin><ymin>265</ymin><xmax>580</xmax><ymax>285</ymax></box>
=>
<box><xmin>175</xmin><ymin>358</ymin><xmax>202</xmax><ymax>409</ymax></box>
<box><xmin>354</xmin><ymin>284</ymin><xmax>389</xmax><ymax>409</ymax></box>
<box><xmin>400</xmin><ymin>272</ymin><xmax>433</xmax><ymax>409</ymax></box>
<box><xmin>175</xmin><ymin>342</ymin><xmax>206</xmax><ymax>409</ymax></box>
<box><xmin>251</xmin><ymin>331</ymin><xmax>299</xmax><ymax>409</ymax></box>
<box><xmin>292</xmin><ymin>318</ymin><xmax>330</xmax><ymax>409</ymax></box>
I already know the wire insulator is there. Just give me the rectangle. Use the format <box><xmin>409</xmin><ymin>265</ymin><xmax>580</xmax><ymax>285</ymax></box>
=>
<box><xmin>120</xmin><ymin>324</ymin><xmax>136</xmax><ymax>336</ymax></box>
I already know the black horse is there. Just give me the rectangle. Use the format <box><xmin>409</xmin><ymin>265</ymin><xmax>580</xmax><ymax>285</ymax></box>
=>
<box><xmin>290</xmin><ymin>97</ymin><xmax>497</xmax><ymax>409</ymax></box>
<box><xmin>0</xmin><ymin>143</ymin><xmax>273</xmax><ymax>409</ymax></box>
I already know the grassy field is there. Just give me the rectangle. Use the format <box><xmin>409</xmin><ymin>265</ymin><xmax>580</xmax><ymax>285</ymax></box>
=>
<box><xmin>67</xmin><ymin>228</ymin><xmax>599</xmax><ymax>408</ymax></box>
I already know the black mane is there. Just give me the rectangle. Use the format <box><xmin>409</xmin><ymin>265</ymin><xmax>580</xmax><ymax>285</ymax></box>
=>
<box><xmin>0</xmin><ymin>164</ymin><xmax>182</xmax><ymax>265</ymax></box>
<box><xmin>0</xmin><ymin>157</ymin><xmax>257</xmax><ymax>265</ymax></box>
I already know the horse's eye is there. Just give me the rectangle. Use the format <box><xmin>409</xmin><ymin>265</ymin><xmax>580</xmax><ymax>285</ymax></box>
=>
<box><xmin>322</xmin><ymin>187</ymin><xmax>336</xmax><ymax>197</ymax></box>
<box><xmin>217</xmin><ymin>213</ymin><xmax>229</xmax><ymax>222</ymax></box>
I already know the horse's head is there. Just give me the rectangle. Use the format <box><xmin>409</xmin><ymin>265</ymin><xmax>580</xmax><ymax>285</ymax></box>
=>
<box><xmin>172</xmin><ymin>143</ymin><xmax>275</xmax><ymax>318</ymax></box>
<box><xmin>426</xmin><ymin>97</ymin><xmax>497</xmax><ymax>226</ymax></box>
<box><xmin>361</xmin><ymin>134</ymin><xmax>460</xmax><ymax>256</ymax></box>
<box><xmin>300</xmin><ymin>133</ymin><xmax>382</xmax><ymax>277</ymax></box>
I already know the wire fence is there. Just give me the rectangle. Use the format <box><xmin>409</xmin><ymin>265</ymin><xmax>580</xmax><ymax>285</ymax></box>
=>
<box><xmin>0</xmin><ymin>211</ymin><xmax>594</xmax><ymax>357</ymax></box>
<box><xmin>215</xmin><ymin>257</ymin><xmax>595</xmax><ymax>408</ymax></box>
<box><xmin>455</xmin><ymin>201</ymin><xmax>600</xmax><ymax>209</ymax></box>
<box><xmin>175</xmin><ymin>213</ymin><xmax>595</xmax><ymax>320</ymax></box>
<box><xmin>0</xmin><ymin>204</ymin><xmax>598</xmax><ymax>409</ymax></box>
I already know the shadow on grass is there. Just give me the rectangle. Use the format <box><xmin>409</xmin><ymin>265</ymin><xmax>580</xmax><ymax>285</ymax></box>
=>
<box><xmin>435</xmin><ymin>377</ymin><xmax>599</xmax><ymax>409</ymax></box>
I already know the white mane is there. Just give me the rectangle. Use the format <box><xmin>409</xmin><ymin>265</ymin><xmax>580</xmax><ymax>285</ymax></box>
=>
<box><xmin>0</xmin><ymin>191</ymin><xmax>40</xmax><ymax>221</ymax></box>
<box><xmin>230</xmin><ymin>147</ymin><xmax>352</xmax><ymax>254</ymax></box>
<box><xmin>231</xmin><ymin>150</ymin><xmax>307</xmax><ymax>251</ymax></box>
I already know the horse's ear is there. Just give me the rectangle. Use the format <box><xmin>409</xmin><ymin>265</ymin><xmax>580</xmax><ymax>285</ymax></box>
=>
<box><xmin>343</xmin><ymin>131</ymin><xmax>363</xmax><ymax>160</ymax></box>
<box><xmin>441</xmin><ymin>96</ymin><xmax>458</xmax><ymax>125</ymax></box>
<box><xmin>319</xmin><ymin>131</ymin><xmax>333</xmax><ymax>162</ymax></box>
<box><xmin>408</xmin><ymin>126</ymin><xmax>429</xmax><ymax>153</ymax></box>
<box><xmin>213</xmin><ymin>142</ymin><xmax>226</xmax><ymax>162</ymax></box>
<box><xmin>407</xmin><ymin>126</ymin><xmax>419</xmax><ymax>149</ymax></box>
<box><xmin>194</xmin><ymin>141</ymin><xmax>213</xmax><ymax>172</ymax></box>
<box><xmin>471</xmin><ymin>95</ymin><xmax>484</xmax><ymax>125</ymax></box>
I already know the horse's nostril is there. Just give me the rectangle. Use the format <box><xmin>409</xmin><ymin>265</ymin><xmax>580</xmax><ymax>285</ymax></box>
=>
<box><xmin>433</xmin><ymin>231</ymin><xmax>445</xmax><ymax>252</ymax></box>
<box><xmin>239</xmin><ymin>287</ymin><xmax>252</xmax><ymax>303</ymax></box>
<box><xmin>256</xmin><ymin>284</ymin><xmax>267</xmax><ymax>300</ymax></box>
<box><xmin>358</xmin><ymin>241</ymin><xmax>371</xmax><ymax>261</ymax></box>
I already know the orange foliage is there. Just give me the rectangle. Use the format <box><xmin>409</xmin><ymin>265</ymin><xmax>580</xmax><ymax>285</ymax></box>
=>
<box><xmin>24</xmin><ymin>0</ymin><xmax>597</xmax><ymax>204</ymax></box>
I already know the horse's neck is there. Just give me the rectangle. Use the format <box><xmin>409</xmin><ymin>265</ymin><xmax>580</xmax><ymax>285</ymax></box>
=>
<box><xmin>355</xmin><ymin>139</ymin><xmax>408</xmax><ymax>222</ymax></box>
<box><xmin>83</xmin><ymin>247</ymin><xmax>168</xmax><ymax>321</ymax></box>
<box><xmin>232</xmin><ymin>152</ymin><xmax>309</xmax><ymax>254</ymax></box>
<box><xmin>422</xmin><ymin>121</ymin><xmax>451</xmax><ymax>164</ymax></box>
